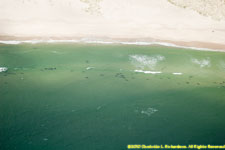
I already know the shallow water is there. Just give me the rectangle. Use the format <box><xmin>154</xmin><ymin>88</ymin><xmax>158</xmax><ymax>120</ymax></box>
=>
<box><xmin>0</xmin><ymin>43</ymin><xmax>225</xmax><ymax>150</ymax></box>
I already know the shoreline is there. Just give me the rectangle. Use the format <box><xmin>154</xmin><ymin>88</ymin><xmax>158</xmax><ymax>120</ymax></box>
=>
<box><xmin>0</xmin><ymin>36</ymin><xmax>225</xmax><ymax>52</ymax></box>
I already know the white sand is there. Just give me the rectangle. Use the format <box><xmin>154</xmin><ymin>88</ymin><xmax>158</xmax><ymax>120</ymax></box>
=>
<box><xmin>0</xmin><ymin>0</ymin><xmax>225</xmax><ymax>50</ymax></box>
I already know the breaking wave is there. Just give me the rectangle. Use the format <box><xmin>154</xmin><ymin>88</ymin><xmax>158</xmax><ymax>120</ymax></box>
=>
<box><xmin>134</xmin><ymin>70</ymin><xmax>161</xmax><ymax>74</ymax></box>
<box><xmin>129</xmin><ymin>54</ymin><xmax>165</xmax><ymax>69</ymax></box>
<box><xmin>191</xmin><ymin>58</ymin><xmax>211</xmax><ymax>68</ymax></box>
<box><xmin>172</xmin><ymin>72</ymin><xmax>183</xmax><ymax>75</ymax></box>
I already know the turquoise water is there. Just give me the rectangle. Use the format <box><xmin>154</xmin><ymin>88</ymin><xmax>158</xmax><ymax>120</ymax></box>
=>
<box><xmin>0</xmin><ymin>43</ymin><xmax>225</xmax><ymax>150</ymax></box>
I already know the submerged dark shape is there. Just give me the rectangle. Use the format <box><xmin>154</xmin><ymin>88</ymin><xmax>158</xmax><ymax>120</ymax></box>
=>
<box><xmin>44</xmin><ymin>67</ymin><xmax>56</xmax><ymax>70</ymax></box>
<box><xmin>115</xmin><ymin>73</ymin><xmax>125</xmax><ymax>78</ymax></box>
<box><xmin>115</xmin><ymin>72</ymin><xmax>128</xmax><ymax>81</ymax></box>
<box><xmin>189</xmin><ymin>76</ymin><xmax>193</xmax><ymax>79</ymax></box>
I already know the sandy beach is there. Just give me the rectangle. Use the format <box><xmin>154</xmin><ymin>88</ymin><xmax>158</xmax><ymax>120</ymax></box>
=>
<box><xmin>0</xmin><ymin>0</ymin><xmax>225</xmax><ymax>50</ymax></box>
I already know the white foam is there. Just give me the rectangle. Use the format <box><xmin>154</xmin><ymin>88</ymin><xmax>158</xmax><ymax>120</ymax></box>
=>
<box><xmin>192</xmin><ymin>58</ymin><xmax>211</xmax><ymax>68</ymax></box>
<box><xmin>130</xmin><ymin>54</ymin><xmax>165</xmax><ymax>69</ymax></box>
<box><xmin>0</xmin><ymin>39</ymin><xmax>224</xmax><ymax>52</ymax></box>
<box><xmin>0</xmin><ymin>41</ymin><xmax>21</xmax><ymax>44</ymax></box>
<box><xmin>121</xmin><ymin>41</ymin><xmax>151</xmax><ymax>45</ymax></box>
<box><xmin>0</xmin><ymin>67</ymin><xmax>8</xmax><ymax>72</ymax></box>
<box><xmin>141</xmin><ymin>107</ymin><xmax>158</xmax><ymax>116</ymax></box>
<box><xmin>134</xmin><ymin>69</ymin><xmax>161</xmax><ymax>74</ymax></box>
<box><xmin>46</xmin><ymin>39</ymin><xmax>79</xmax><ymax>43</ymax></box>
<box><xmin>172</xmin><ymin>72</ymin><xmax>183</xmax><ymax>75</ymax></box>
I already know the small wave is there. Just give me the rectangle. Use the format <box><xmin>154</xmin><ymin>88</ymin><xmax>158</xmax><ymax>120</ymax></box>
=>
<box><xmin>191</xmin><ymin>58</ymin><xmax>211</xmax><ymax>68</ymax></box>
<box><xmin>141</xmin><ymin>107</ymin><xmax>158</xmax><ymax>117</ymax></box>
<box><xmin>0</xmin><ymin>67</ymin><xmax>8</xmax><ymax>72</ymax></box>
<box><xmin>134</xmin><ymin>69</ymin><xmax>161</xmax><ymax>74</ymax></box>
<box><xmin>51</xmin><ymin>50</ymin><xmax>63</xmax><ymax>54</ymax></box>
<box><xmin>96</xmin><ymin>104</ymin><xmax>106</xmax><ymax>110</ymax></box>
<box><xmin>86</xmin><ymin>67</ymin><xmax>95</xmax><ymax>70</ymax></box>
<box><xmin>172</xmin><ymin>72</ymin><xmax>183</xmax><ymax>75</ymax></box>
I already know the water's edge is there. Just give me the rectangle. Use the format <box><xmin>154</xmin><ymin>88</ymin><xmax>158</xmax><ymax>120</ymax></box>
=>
<box><xmin>0</xmin><ymin>39</ymin><xmax>224</xmax><ymax>52</ymax></box>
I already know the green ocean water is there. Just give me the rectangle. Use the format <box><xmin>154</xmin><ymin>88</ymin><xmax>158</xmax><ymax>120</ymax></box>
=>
<box><xmin>0</xmin><ymin>43</ymin><xmax>225</xmax><ymax>150</ymax></box>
